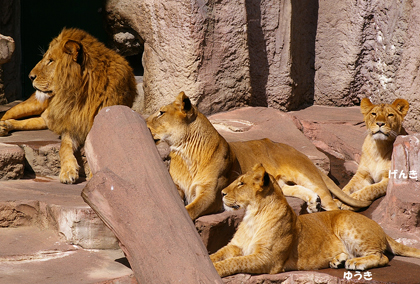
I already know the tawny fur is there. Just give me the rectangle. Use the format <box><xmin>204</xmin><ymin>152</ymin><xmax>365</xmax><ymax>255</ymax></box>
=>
<box><xmin>146</xmin><ymin>92</ymin><xmax>370</xmax><ymax>220</ymax></box>
<box><xmin>0</xmin><ymin>28</ymin><xmax>137</xmax><ymax>184</ymax></box>
<box><xmin>210</xmin><ymin>164</ymin><xmax>420</xmax><ymax>277</ymax></box>
<box><xmin>337</xmin><ymin>98</ymin><xmax>409</xmax><ymax>210</ymax></box>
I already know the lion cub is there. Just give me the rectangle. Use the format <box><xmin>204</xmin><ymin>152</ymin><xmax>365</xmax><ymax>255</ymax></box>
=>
<box><xmin>210</xmin><ymin>164</ymin><xmax>420</xmax><ymax>277</ymax></box>
<box><xmin>337</xmin><ymin>98</ymin><xmax>409</xmax><ymax>210</ymax></box>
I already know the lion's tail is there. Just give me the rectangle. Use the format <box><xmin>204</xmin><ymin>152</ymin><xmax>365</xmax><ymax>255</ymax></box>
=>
<box><xmin>319</xmin><ymin>170</ymin><xmax>371</xmax><ymax>208</ymax></box>
<box><xmin>386</xmin><ymin>235</ymin><xmax>420</xmax><ymax>258</ymax></box>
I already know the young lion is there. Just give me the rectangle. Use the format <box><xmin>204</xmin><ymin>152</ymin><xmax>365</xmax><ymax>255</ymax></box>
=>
<box><xmin>211</xmin><ymin>164</ymin><xmax>420</xmax><ymax>277</ymax></box>
<box><xmin>337</xmin><ymin>98</ymin><xmax>409</xmax><ymax>210</ymax></box>
<box><xmin>0</xmin><ymin>28</ymin><xmax>137</xmax><ymax>184</ymax></box>
<box><xmin>146</xmin><ymin>92</ymin><xmax>370</xmax><ymax>220</ymax></box>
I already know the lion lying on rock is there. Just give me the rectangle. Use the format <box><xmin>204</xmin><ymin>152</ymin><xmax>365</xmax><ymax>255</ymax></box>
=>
<box><xmin>0</xmin><ymin>28</ymin><xmax>137</xmax><ymax>184</ymax></box>
<box><xmin>146</xmin><ymin>92</ymin><xmax>370</xmax><ymax>220</ymax></box>
<box><xmin>211</xmin><ymin>164</ymin><xmax>420</xmax><ymax>277</ymax></box>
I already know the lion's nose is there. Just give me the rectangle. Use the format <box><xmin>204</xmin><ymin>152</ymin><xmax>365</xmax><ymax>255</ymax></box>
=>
<box><xmin>29</xmin><ymin>73</ymin><xmax>36</xmax><ymax>81</ymax></box>
<box><xmin>376</xmin><ymin>122</ymin><xmax>385</xmax><ymax>127</ymax></box>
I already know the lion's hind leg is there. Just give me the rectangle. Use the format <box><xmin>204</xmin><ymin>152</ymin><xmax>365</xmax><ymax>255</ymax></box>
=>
<box><xmin>277</xmin><ymin>178</ymin><xmax>321</xmax><ymax>213</ymax></box>
<box><xmin>345</xmin><ymin>252</ymin><xmax>389</xmax><ymax>270</ymax></box>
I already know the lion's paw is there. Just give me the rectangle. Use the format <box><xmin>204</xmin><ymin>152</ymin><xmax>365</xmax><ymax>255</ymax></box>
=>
<box><xmin>0</xmin><ymin>120</ymin><xmax>11</xmax><ymax>136</ymax></box>
<box><xmin>340</xmin><ymin>203</ymin><xmax>357</xmax><ymax>211</ymax></box>
<box><xmin>59</xmin><ymin>163</ymin><xmax>80</xmax><ymax>184</ymax></box>
<box><xmin>306</xmin><ymin>194</ymin><xmax>321</xmax><ymax>213</ymax></box>
<box><xmin>345</xmin><ymin>258</ymin><xmax>368</xmax><ymax>271</ymax></box>
<box><xmin>333</xmin><ymin>198</ymin><xmax>343</xmax><ymax>208</ymax></box>
<box><xmin>329</xmin><ymin>253</ymin><xmax>348</xmax><ymax>269</ymax></box>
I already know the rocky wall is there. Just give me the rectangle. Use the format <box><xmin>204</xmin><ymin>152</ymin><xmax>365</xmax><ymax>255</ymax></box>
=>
<box><xmin>314</xmin><ymin>0</ymin><xmax>420</xmax><ymax>131</ymax></box>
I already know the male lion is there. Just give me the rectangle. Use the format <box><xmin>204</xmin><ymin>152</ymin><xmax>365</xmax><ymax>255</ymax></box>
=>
<box><xmin>0</xmin><ymin>28</ymin><xmax>137</xmax><ymax>184</ymax></box>
<box><xmin>336</xmin><ymin>98</ymin><xmax>409</xmax><ymax>210</ymax></box>
<box><xmin>146</xmin><ymin>92</ymin><xmax>370</xmax><ymax>220</ymax></box>
<box><xmin>211</xmin><ymin>164</ymin><xmax>420</xmax><ymax>277</ymax></box>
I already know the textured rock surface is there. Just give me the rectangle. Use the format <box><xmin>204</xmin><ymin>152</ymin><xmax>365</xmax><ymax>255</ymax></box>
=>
<box><xmin>288</xmin><ymin>105</ymin><xmax>366</xmax><ymax>162</ymax></box>
<box><xmin>371</xmin><ymin>134</ymin><xmax>420</xmax><ymax>241</ymax></box>
<box><xmin>0</xmin><ymin>143</ymin><xmax>24</xmax><ymax>180</ymax></box>
<box><xmin>0</xmin><ymin>227</ymin><xmax>133</xmax><ymax>284</ymax></box>
<box><xmin>105</xmin><ymin>0</ymin><xmax>251</xmax><ymax>115</ymax></box>
<box><xmin>0</xmin><ymin>34</ymin><xmax>15</xmax><ymax>105</ymax></box>
<box><xmin>103</xmin><ymin>0</ymin><xmax>420</xmax><ymax>133</ymax></box>
<box><xmin>247</xmin><ymin>0</ymin><xmax>318</xmax><ymax>110</ymax></box>
<box><xmin>0</xmin><ymin>178</ymin><xmax>118</xmax><ymax>249</ymax></box>
<box><xmin>314</xmin><ymin>0</ymin><xmax>420</xmax><ymax>132</ymax></box>
<box><xmin>0</xmin><ymin>1</ymin><xmax>21</xmax><ymax>103</ymax></box>
<box><xmin>0</xmin><ymin>34</ymin><xmax>14</xmax><ymax>65</ymax></box>
<box><xmin>83</xmin><ymin>105</ymin><xmax>222</xmax><ymax>283</ymax></box>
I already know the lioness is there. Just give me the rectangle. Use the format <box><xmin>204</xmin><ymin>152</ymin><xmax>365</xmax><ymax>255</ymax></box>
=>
<box><xmin>337</xmin><ymin>98</ymin><xmax>409</xmax><ymax>210</ymax></box>
<box><xmin>211</xmin><ymin>164</ymin><xmax>420</xmax><ymax>277</ymax></box>
<box><xmin>0</xmin><ymin>28</ymin><xmax>137</xmax><ymax>184</ymax></box>
<box><xmin>146</xmin><ymin>92</ymin><xmax>370</xmax><ymax>220</ymax></box>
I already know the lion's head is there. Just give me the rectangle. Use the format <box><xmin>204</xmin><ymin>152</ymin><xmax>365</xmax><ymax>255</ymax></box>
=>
<box><xmin>361</xmin><ymin>98</ymin><xmax>409</xmax><ymax>142</ymax></box>
<box><xmin>29</xmin><ymin>29</ymin><xmax>87</xmax><ymax>102</ymax></box>
<box><xmin>146</xmin><ymin>91</ymin><xmax>198</xmax><ymax>146</ymax></box>
<box><xmin>222</xmin><ymin>163</ymin><xmax>277</xmax><ymax>211</ymax></box>
<box><xmin>27</xmin><ymin>28</ymin><xmax>136</xmax><ymax>145</ymax></box>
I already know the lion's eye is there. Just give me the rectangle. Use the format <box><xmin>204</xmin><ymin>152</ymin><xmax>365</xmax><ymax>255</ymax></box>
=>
<box><xmin>388</xmin><ymin>113</ymin><xmax>394</xmax><ymax>117</ymax></box>
<box><xmin>47</xmin><ymin>59</ymin><xmax>54</xmax><ymax>65</ymax></box>
<box><xmin>238</xmin><ymin>182</ymin><xmax>244</xmax><ymax>186</ymax></box>
<box><xmin>157</xmin><ymin>111</ymin><xmax>165</xmax><ymax>118</ymax></box>
<box><xmin>371</xmin><ymin>112</ymin><xmax>376</xmax><ymax>116</ymax></box>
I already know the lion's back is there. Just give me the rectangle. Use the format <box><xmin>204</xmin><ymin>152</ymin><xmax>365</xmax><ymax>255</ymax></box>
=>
<box><xmin>229</xmin><ymin>139</ymin><xmax>315</xmax><ymax>174</ymax></box>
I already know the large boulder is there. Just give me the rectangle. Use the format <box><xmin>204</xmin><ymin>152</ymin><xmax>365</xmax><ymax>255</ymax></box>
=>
<box><xmin>82</xmin><ymin>106</ymin><xmax>222</xmax><ymax>283</ymax></box>
<box><xmin>371</xmin><ymin>134</ymin><xmax>420</xmax><ymax>243</ymax></box>
<box><xmin>0</xmin><ymin>143</ymin><xmax>24</xmax><ymax>180</ymax></box>
<box><xmin>0</xmin><ymin>34</ymin><xmax>15</xmax><ymax>104</ymax></box>
<box><xmin>314</xmin><ymin>0</ymin><xmax>420</xmax><ymax>132</ymax></box>
<box><xmin>104</xmin><ymin>0</ymin><xmax>420</xmax><ymax>133</ymax></box>
<box><xmin>105</xmin><ymin>0</ymin><xmax>251</xmax><ymax>115</ymax></box>
<box><xmin>0</xmin><ymin>34</ymin><xmax>15</xmax><ymax>65</ymax></box>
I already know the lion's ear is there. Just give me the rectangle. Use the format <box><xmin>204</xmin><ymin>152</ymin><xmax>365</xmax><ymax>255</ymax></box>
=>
<box><xmin>252</xmin><ymin>164</ymin><xmax>270</xmax><ymax>190</ymax></box>
<box><xmin>392</xmin><ymin>98</ymin><xmax>409</xmax><ymax>118</ymax></box>
<box><xmin>360</xmin><ymin>97</ymin><xmax>374</xmax><ymax>115</ymax></box>
<box><xmin>64</xmin><ymin>40</ymin><xmax>83</xmax><ymax>64</ymax></box>
<box><xmin>175</xmin><ymin>91</ymin><xmax>194</xmax><ymax>116</ymax></box>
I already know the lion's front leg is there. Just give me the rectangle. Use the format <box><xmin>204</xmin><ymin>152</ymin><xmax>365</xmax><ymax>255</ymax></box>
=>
<box><xmin>340</xmin><ymin>179</ymin><xmax>387</xmax><ymax>211</ymax></box>
<box><xmin>59</xmin><ymin>133</ymin><xmax>80</xmax><ymax>184</ymax></box>
<box><xmin>0</xmin><ymin>117</ymin><xmax>48</xmax><ymax>136</ymax></box>
<box><xmin>185</xmin><ymin>184</ymin><xmax>221</xmax><ymax>220</ymax></box>
<box><xmin>210</xmin><ymin>243</ymin><xmax>242</xmax><ymax>263</ymax></box>
<box><xmin>1</xmin><ymin>92</ymin><xmax>49</xmax><ymax>121</ymax></box>
<box><xmin>213</xmin><ymin>253</ymin><xmax>273</xmax><ymax>278</ymax></box>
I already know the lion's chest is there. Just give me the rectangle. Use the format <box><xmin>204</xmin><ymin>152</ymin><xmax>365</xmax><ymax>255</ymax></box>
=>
<box><xmin>169</xmin><ymin>153</ymin><xmax>197</xmax><ymax>204</ymax></box>
<box><xmin>361</xmin><ymin>153</ymin><xmax>391</xmax><ymax>183</ymax></box>
<box><xmin>232</xmin><ymin>211</ymin><xmax>266</xmax><ymax>256</ymax></box>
